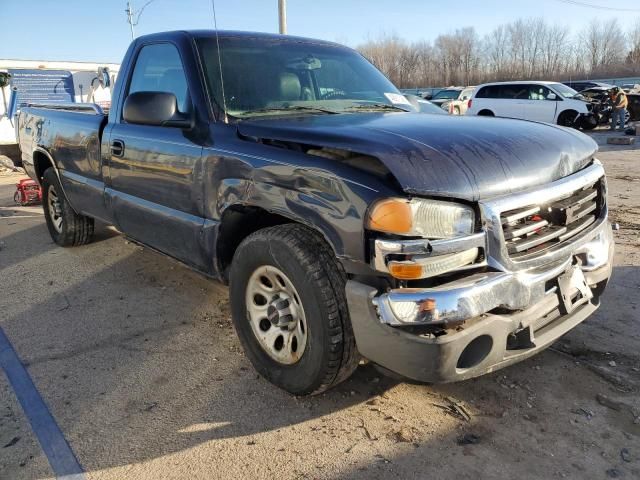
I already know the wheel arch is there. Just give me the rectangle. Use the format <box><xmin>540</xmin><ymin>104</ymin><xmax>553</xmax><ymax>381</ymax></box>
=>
<box><xmin>32</xmin><ymin>147</ymin><xmax>57</xmax><ymax>184</ymax></box>
<box><xmin>215</xmin><ymin>203</ymin><xmax>344</xmax><ymax>283</ymax></box>
<box><xmin>557</xmin><ymin>109</ymin><xmax>579</xmax><ymax>125</ymax></box>
<box><xmin>32</xmin><ymin>147</ymin><xmax>77</xmax><ymax>213</ymax></box>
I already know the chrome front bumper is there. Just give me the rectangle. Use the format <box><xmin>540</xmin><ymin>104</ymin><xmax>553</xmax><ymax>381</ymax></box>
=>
<box><xmin>374</xmin><ymin>220</ymin><xmax>613</xmax><ymax>326</ymax></box>
<box><xmin>346</xmin><ymin>221</ymin><xmax>613</xmax><ymax>383</ymax></box>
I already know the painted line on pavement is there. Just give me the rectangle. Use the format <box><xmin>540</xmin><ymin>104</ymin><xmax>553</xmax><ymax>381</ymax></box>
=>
<box><xmin>0</xmin><ymin>325</ymin><xmax>86</xmax><ymax>479</ymax></box>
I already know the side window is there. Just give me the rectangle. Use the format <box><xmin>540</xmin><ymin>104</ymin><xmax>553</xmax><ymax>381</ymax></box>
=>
<box><xmin>499</xmin><ymin>84</ymin><xmax>529</xmax><ymax>100</ymax></box>
<box><xmin>128</xmin><ymin>43</ymin><xmax>190</xmax><ymax>113</ymax></box>
<box><xmin>476</xmin><ymin>86</ymin><xmax>494</xmax><ymax>98</ymax></box>
<box><xmin>529</xmin><ymin>85</ymin><xmax>550</xmax><ymax>100</ymax></box>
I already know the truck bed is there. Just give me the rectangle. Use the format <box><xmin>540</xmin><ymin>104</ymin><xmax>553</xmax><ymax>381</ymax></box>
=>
<box><xmin>18</xmin><ymin>103</ymin><xmax>108</xmax><ymax>184</ymax></box>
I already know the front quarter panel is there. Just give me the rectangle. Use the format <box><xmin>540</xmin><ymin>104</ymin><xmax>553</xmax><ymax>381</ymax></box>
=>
<box><xmin>202</xmin><ymin>124</ymin><xmax>399</xmax><ymax>269</ymax></box>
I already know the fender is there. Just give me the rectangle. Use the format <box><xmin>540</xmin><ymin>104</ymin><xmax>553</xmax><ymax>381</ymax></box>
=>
<box><xmin>31</xmin><ymin>146</ymin><xmax>79</xmax><ymax>214</ymax></box>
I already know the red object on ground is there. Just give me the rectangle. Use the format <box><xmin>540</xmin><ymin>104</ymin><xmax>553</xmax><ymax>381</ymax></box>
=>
<box><xmin>14</xmin><ymin>178</ymin><xmax>42</xmax><ymax>206</ymax></box>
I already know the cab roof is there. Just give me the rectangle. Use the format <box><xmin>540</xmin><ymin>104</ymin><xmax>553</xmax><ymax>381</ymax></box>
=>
<box><xmin>135</xmin><ymin>30</ymin><xmax>347</xmax><ymax>49</ymax></box>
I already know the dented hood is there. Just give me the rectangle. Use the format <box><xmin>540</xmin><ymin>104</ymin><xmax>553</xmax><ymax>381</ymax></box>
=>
<box><xmin>237</xmin><ymin>112</ymin><xmax>598</xmax><ymax>201</ymax></box>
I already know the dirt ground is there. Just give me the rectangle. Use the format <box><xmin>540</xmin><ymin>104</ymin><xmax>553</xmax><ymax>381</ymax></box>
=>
<box><xmin>0</xmin><ymin>136</ymin><xmax>639</xmax><ymax>480</ymax></box>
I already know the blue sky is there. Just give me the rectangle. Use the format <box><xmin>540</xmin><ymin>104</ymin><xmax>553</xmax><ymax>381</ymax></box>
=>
<box><xmin>1</xmin><ymin>0</ymin><xmax>639</xmax><ymax>63</ymax></box>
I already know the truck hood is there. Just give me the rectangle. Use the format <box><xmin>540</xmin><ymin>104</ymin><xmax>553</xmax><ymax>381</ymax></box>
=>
<box><xmin>237</xmin><ymin>112</ymin><xmax>598</xmax><ymax>201</ymax></box>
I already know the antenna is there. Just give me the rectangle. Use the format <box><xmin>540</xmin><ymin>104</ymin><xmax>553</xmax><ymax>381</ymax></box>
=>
<box><xmin>210</xmin><ymin>0</ymin><xmax>229</xmax><ymax>123</ymax></box>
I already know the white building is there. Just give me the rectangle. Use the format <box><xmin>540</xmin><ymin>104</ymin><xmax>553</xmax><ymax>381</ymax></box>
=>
<box><xmin>0</xmin><ymin>59</ymin><xmax>120</xmax><ymax>161</ymax></box>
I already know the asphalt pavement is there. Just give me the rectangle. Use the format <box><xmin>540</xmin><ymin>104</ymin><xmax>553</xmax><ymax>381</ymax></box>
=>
<box><xmin>0</xmin><ymin>145</ymin><xmax>639</xmax><ymax>480</ymax></box>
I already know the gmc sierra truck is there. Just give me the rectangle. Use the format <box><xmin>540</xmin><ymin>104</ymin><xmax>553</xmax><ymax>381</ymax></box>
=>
<box><xmin>17</xmin><ymin>31</ymin><xmax>614</xmax><ymax>395</ymax></box>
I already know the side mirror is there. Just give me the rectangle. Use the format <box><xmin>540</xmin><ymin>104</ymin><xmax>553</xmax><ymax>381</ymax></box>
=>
<box><xmin>123</xmin><ymin>91</ymin><xmax>193</xmax><ymax>128</ymax></box>
<box><xmin>423</xmin><ymin>93</ymin><xmax>433</xmax><ymax>100</ymax></box>
<box><xmin>547</xmin><ymin>93</ymin><xmax>557</xmax><ymax>100</ymax></box>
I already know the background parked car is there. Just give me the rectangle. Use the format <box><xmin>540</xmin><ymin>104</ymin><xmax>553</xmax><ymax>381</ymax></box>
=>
<box><xmin>418</xmin><ymin>87</ymin><xmax>444</xmax><ymax>100</ymax></box>
<box><xmin>404</xmin><ymin>94</ymin><xmax>448</xmax><ymax>114</ymax></box>
<box><xmin>563</xmin><ymin>80</ymin><xmax>614</xmax><ymax>92</ymax></box>
<box><xmin>466</xmin><ymin>81</ymin><xmax>596</xmax><ymax>129</ymax></box>
<box><xmin>448</xmin><ymin>86</ymin><xmax>475</xmax><ymax>115</ymax></box>
<box><xmin>627</xmin><ymin>92</ymin><xmax>640</xmax><ymax>121</ymax></box>
<box><xmin>426</xmin><ymin>87</ymin><xmax>464</xmax><ymax>110</ymax></box>
<box><xmin>400</xmin><ymin>87</ymin><xmax>442</xmax><ymax>99</ymax></box>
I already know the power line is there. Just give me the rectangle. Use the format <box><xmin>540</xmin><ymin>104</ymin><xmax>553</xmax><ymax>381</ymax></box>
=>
<box><xmin>554</xmin><ymin>0</ymin><xmax>640</xmax><ymax>13</ymax></box>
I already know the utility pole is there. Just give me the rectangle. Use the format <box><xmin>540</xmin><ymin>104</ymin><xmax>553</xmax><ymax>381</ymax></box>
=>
<box><xmin>125</xmin><ymin>0</ymin><xmax>157</xmax><ymax>40</ymax></box>
<box><xmin>126</xmin><ymin>2</ymin><xmax>135</xmax><ymax>40</ymax></box>
<box><xmin>278</xmin><ymin>0</ymin><xmax>287</xmax><ymax>34</ymax></box>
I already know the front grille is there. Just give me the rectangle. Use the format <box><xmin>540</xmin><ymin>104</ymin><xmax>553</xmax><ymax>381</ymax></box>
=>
<box><xmin>501</xmin><ymin>178</ymin><xmax>602</xmax><ymax>260</ymax></box>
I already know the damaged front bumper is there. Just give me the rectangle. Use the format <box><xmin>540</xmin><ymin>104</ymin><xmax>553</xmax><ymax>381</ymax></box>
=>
<box><xmin>578</xmin><ymin>112</ymin><xmax>598</xmax><ymax>129</ymax></box>
<box><xmin>346</xmin><ymin>220</ymin><xmax>614</xmax><ymax>383</ymax></box>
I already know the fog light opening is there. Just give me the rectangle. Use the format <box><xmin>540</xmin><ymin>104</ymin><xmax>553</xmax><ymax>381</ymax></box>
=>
<box><xmin>457</xmin><ymin>335</ymin><xmax>493</xmax><ymax>370</ymax></box>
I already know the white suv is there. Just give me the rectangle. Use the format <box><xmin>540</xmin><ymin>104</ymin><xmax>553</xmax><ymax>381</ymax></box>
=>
<box><xmin>466</xmin><ymin>81</ymin><xmax>596</xmax><ymax>129</ymax></box>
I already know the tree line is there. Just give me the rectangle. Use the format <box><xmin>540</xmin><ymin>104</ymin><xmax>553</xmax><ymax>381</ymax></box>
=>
<box><xmin>357</xmin><ymin>17</ymin><xmax>640</xmax><ymax>88</ymax></box>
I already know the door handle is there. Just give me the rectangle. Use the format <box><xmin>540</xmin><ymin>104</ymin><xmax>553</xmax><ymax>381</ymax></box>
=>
<box><xmin>110</xmin><ymin>139</ymin><xmax>124</xmax><ymax>157</ymax></box>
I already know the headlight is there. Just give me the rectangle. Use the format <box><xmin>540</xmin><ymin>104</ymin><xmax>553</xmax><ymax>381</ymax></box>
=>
<box><xmin>366</xmin><ymin>198</ymin><xmax>474</xmax><ymax>238</ymax></box>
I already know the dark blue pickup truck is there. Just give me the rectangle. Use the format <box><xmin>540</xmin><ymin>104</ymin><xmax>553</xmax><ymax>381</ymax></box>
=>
<box><xmin>17</xmin><ymin>30</ymin><xmax>614</xmax><ymax>395</ymax></box>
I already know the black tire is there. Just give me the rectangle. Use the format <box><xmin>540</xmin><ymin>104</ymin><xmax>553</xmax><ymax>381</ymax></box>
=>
<box><xmin>478</xmin><ymin>110</ymin><xmax>494</xmax><ymax>116</ymax></box>
<box><xmin>557</xmin><ymin>110</ymin><xmax>578</xmax><ymax>128</ymax></box>
<box><xmin>42</xmin><ymin>168</ymin><xmax>94</xmax><ymax>247</ymax></box>
<box><xmin>229</xmin><ymin>224</ymin><xmax>359</xmax><ymax>395</ymax></box>
<box><xmin>13</xmin><ymin>191</ymin><xmax>22</xmax><ymax>206</ymax></box>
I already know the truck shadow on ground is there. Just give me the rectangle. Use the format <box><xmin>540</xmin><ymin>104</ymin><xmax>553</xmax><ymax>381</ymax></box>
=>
<box><xmin>1</xmin><ymin>223</ymin><xmax>639</xmax><ymax>478</ymax></box>
<box><xmin>0</xmin><ymin>220</ymin><xmax>118</xmax><ymax>273</ymax></box>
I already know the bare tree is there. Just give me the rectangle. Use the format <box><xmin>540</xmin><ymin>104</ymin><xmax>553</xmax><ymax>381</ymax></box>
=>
<box><xmin>580</xmin><ymin>19</ymin><xmax>627</xmax><ymax>74</ymax></box>
<box><xmin>358</xmin><ymin>16</ymin><xmax>640</xmax><ymax>89</ymax></box>
<box><xmin>484</xmin><ymin>25</ymin><xmax>509</xmax><ymax>80</ymax></box>
<box><xmin>628</xmin><ymin>19</ymin><xmax>640</xmax><ymax>69</ymax></box>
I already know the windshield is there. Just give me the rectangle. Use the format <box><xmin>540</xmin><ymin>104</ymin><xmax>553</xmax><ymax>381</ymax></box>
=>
<box><xmin>197</xmin><ymin>36</ymin><xmax>412</xmax><ymax>118</ymax></box>
<box><xmin>550</xmin><ymin>83</ymin><xmax>579</xmax><ymax>98</ymax></box>
<box><xmin>432</xmin><ymin>90</ymin><xmax>461</xmax><ymax>100</ymax></box>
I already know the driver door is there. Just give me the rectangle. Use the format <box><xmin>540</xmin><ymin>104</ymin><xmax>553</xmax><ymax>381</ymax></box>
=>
<box><xmin>107</xmin><ymin>42</ymin><xmax>206</xmax><ymax>269</ymax></box>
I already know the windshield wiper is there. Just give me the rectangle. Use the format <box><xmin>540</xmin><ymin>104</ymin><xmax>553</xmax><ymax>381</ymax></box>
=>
<box><xmin>344</xmin><ymin>103</ymin><xmax>409</xmax><ymax>112</ymax></box>
<box><xmin>240</xmin><ymin>105</ymin><xmax>339</xmax><ymax>116</ymax></box>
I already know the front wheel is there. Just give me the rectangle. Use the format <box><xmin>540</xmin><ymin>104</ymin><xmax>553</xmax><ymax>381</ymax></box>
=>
<box><xmin>557</xmin><ymin>110</ymin><xmax>578</xmax><ymax>128</ymax></box>
<box><xmin>42</xmin><ymin>168</ymin><xmax>94</xmax><ymax>247</ymax></box>
<box><xmin>229</xmin><ymin>224</ymin><xmax>359</xmax><ymax>395</ymax></box>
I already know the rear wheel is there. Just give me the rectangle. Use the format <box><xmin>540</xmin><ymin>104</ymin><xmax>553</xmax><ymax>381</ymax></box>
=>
<box><xmin>229</xmin><ymin>224</ymin><xmax>359</xmax><ymax>395</ymax></box>
<box><xmin>453</xmin><ymin>106</ymin><xmax>461</xmax><ymax>115</ymax></box>
<box><xmin>42</xmin><ymin>168</ymin><xmax>94</xmax><ymax>247</ymax></box>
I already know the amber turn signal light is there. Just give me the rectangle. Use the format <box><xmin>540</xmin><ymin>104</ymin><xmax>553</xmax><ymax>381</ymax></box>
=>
<box><xmin>367</xmin><ymin>199</ymin><xmax>412</xmax><ymax>234</ymax></box>
<box><xmin>387</xmin><ymin>262</ymin><xmax>423</xmax><ymax>280</ymax></box>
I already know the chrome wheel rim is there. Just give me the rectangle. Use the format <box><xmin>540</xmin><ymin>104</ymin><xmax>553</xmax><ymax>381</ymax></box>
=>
<box><xmin>245</xmin><ymin>265</ymin><xmax>307</xmax><ymax>365</ymax></box>
<box><xmin>47</xmin><ymin>185</ymin><xmax>63</xmax><ymax>233</ymax></box>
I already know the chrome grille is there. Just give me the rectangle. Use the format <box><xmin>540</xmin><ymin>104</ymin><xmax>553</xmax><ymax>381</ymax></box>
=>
<box><xmin>501</xmin><ymin>180</ymin><xmax>601</xmax><ymax>260</ymax></box>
